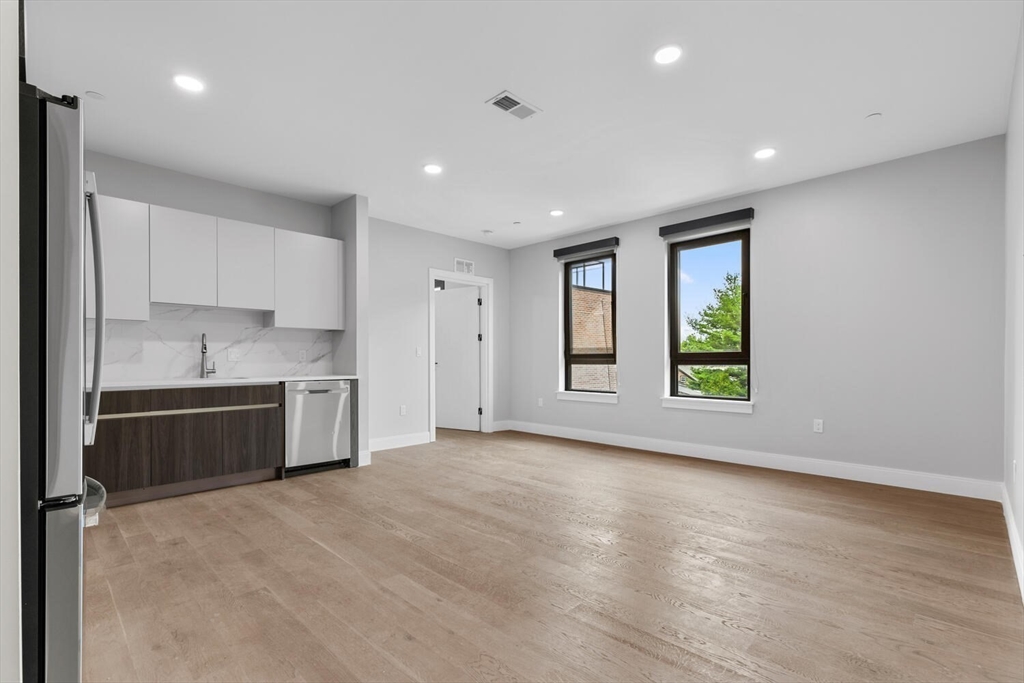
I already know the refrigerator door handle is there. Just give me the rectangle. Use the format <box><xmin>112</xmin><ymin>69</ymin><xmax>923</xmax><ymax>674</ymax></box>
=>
<box><xmin>83</xmin><ymin>172</ymin><xmax>105</xmax><ymax>446</ymax></box>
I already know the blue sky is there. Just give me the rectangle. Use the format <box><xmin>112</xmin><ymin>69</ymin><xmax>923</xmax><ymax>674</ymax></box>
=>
<box><xmin>677</xmin><ymin>240</ymin><xmax>741</xmax><ymax>339</ymax></box>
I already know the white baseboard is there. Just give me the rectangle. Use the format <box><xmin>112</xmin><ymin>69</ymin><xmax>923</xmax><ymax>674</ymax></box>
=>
<box><xmin>1003</xmin><ymin>485</ymin><xmax>1024</xmax><ymax>601</ymax></box>
<box><xmin>357</xmin><ymin>449</ymin><xmax>371</xmax><ymax>466</ymax></box>
<box><xmin>503</xmin><ymin>421</ymin><xmax>1003</xmax><ymax>502</ymax></box>
<box><xmin>369</xmin><ymin>432</ymin><xmax>430</xmax><ymax>453</ymax></box>
<box><xmin>491</xmin><ymin>420</ymin><xmax>513</xmax><ymax>432</ymax></box>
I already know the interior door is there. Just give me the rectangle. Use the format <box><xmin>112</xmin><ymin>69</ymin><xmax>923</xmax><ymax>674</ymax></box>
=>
<box><xmin>435</xmin><ymin>284</ymin><xmax>481</xmax><ymax>431</ymax></box>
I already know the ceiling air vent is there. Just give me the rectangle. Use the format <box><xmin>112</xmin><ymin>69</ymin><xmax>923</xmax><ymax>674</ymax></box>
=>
<box><xmin>486</xmin><ymin>90</ymin><xmax>541</xmax><ymax>120</ymax></box>
<box><xmin>454</xmin><ymin>258</ymin><xmax>475</xmax><ymax>275</ymax></box>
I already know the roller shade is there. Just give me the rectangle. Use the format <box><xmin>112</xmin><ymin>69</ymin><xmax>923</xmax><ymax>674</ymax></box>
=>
<box><xmin>659</xmin><ymin>208</ymin><xmax>754</xmax><ymax>239</ymax></box>
<box><xmin>553</xmin><ymin>237</ymin><xmax>619</xmax><ymax>261</ymax></box>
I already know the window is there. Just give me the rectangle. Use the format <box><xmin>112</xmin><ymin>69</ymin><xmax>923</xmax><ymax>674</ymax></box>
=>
<box><xmin>564</xmin><ymin>253</ymin><xmax>616</xmax><ymax>392</ymax></box>
<box><xmin>668</xmin><ymin>230</ymin><xmax>749</xmax><ymax>400</ymax></box>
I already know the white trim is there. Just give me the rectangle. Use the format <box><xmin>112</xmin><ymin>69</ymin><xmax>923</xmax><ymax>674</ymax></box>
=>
<box><xmin>557</xmin><ymin>391</ymin><xmax>619</xmax><ymax>404</ymax></box>
<box><xmin>369</xmin><ymin>432</ymin><xmax>431</xmax><ymax>453</ymax></box>
<box><xmin>492</xmin><ymin>420</ymin><xmax>513</xmax><ymax>432</ymax></box>
<box><xmin>428</xmin><ymin>269</ymin><xmax>495</xmax><ymax>441</ymax></box>
<box><xmin>661</xmin><ymin>396</ymin><xmax>753</xmax><ymax>414</ymax></box>
<box><xmin>1003</xmin><ymin>484</ymin><xmax>1024</xmax><ymax>602</ymax></box>
<box><xmin>502</xmin><ymin>420</ymin><xmax>1003</xmax><ymax>501</ymax></box>
<box><xmin>357</xmin><ymin>449</ymin><xmax>371</xmax><ymax>466</ymax></box>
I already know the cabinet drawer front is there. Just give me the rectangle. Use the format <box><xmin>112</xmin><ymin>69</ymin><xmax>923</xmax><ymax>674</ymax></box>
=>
<box><xmin>150</xmin><ymin>384</ymin><xmax>282</xmax><ymax>411</ymax></box>
<box><xmin>98</xmin><ymin>389</ymin><xmax>151</xmax><ymax>416</ymax></box>
<box><xmin>151</xmin><ymin>412</ymin><xmax>224</xmax><ymax>486</ymax></box>
<box><xmin>223</xmin><ymin>406</ymin><xmax>282</xmax><ymax>474</ymax></box>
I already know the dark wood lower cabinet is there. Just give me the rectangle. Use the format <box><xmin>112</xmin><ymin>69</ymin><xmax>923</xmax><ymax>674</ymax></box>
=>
<box><xmin>150</xmin><ymin>412</ymin><xmax>224</xmax><ymax>486</ymax></box>
<box><xmin>84</xmin><ymin>391</ymin><xmax>152</xmax><ymax>493</ymax></box>
<box><xmin>85</xmin><ymin>383</ymin><xmax>285</xmax><ymax>504</ymax></box>
<box><xmin>222</xmin><ymin>407</ymin><xmax>282</xmax><ymax>475</ymax></box>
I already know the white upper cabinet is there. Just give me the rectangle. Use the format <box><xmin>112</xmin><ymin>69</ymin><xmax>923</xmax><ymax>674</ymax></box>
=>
<box><xmin>217</xmin><ymin>218</ymin><xmax>275</xmax><ymax>310</ymax></box>
<box><xmin>271</xmin><ymin>229</ymin><xmax>344</xmax><ymax>330</ymax></box>
<box><xmin>86</xmin><ymin>195</ymin><xmax>151</xmax><ymax>321</ymax></box>
<box><xmin>149</xmin><ymin>205</ymin><xmax>218</xmax><ymax>307</ymax></box>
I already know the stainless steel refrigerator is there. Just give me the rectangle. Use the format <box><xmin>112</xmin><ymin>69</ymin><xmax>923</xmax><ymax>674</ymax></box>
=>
<box><xmin>20</xmin><ymin>82</ymin><xmax>107</xmax><ymax>683</ymax></box>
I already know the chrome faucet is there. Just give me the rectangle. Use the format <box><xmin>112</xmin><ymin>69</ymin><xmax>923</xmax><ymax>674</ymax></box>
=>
<box><xmin>200</xmin><ymin>333</ymin><xmax>216</xmax><ymax>378</ymax></box>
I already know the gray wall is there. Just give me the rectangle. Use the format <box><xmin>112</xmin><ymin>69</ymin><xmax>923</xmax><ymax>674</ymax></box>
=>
<box><xmin>510</xmin><ymin>137</ymin><xmax>1006</xmax><ymax>481</ymax></box>
<box><xmin>86</xmin><ymin>151</ymin><xmax>332</xmax><ymax>236</ymax></box>
<box><xmin>368</xmin><ymin>218</ymin><xmax>511</xmax><ymax>443</ymax></box>
<box><xmin>1004</xmin><ymin>21</ymin><xmax>1024</xmax><ymax>568</ymax></box>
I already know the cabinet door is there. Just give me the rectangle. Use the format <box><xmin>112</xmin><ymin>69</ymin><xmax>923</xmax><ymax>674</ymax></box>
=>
<box><xmin>273</xmin><ymin>229</ymin><xmax>341</xmax><ymax>330</ymax></box>
<box><xmin>83</xmin><ymin>390</ymin><xmax>151</xmax><ymax>493</ymax></box>
<box><xmin>150</xmin><ymin>413</ymin><xmax>223</xmax><ymax>486</ymax></box>
<box><xmin>222</xmin><ymin>407</ymin><xmax>282</xmax><ymax>474</ymax></box>
<box><xmin>217</xmin><ymin>218</ymin><xmax>275</xmax><ymax>310</ymax></box>
<box><xmin>150</xmin><ymin>205</ymin><xmax>218</xmax><ymax>307</ymax></box>
<box><xmin>85</xmin><ymin>196</ymin><xmax>150</xmax><ymax>321</ymax></box>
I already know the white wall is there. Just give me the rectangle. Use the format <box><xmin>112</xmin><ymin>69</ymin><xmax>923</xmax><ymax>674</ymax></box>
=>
<box><xmin>1003</xmin><ymin>20</ymin><xmax>1024</xmax><ymax>593</ymax></box>
<box><xmin>1</xmin><ymin>0</ymin><xmax>22</xmax><ymax>678</ymax></box>
<box><xmin>331</xmin><ymin>195</ymin><xmax>371</xmax><ymax>462</ymax></box>
<box><xmin>510</xmin><ymin>137</ymin><xmax>1006</xmax><ymax>487</ymax></box>
<box><xmin>368</xmin><ymin>218</ymin><xmax>510</xmax><ymax>447</ymax></box>
<box><xmin>85</xmin><ymin>151</ymin><xmax>332</xmax><ymax>237</ymax></box>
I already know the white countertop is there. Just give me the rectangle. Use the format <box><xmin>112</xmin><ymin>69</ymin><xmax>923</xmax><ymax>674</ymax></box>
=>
<box><xmin>95</xmin><ymin>375</ymin><xmax>358</xmax><ymax>391</ymax></box>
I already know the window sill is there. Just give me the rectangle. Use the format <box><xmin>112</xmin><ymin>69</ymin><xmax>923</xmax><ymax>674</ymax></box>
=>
<box><xmin>661</xmin><ymin>396</ymin><xmax>753</xmax><ymax>414</ymax></box>
<box><xmin>557</xmin><ymin>391</ymin><xmax>619</xmax><ymax>404</ymax></box>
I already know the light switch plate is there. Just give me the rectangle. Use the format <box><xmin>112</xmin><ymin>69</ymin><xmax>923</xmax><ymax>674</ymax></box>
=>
<box><xmin>227</xmin><ymin>348</ymin><xmax>240</xmax><ymax>362</ymax></box>
<box><xmin>299</xmin><ymin>350</ymin><xmax>307</xmax><ymax>362</ymax></box>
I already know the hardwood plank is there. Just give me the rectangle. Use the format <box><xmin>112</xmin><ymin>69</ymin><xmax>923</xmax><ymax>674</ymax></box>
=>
<box><xmin>83</xmin><ymin>429</ymin><xmax>1024</xmax><ymax>683</ymax></box>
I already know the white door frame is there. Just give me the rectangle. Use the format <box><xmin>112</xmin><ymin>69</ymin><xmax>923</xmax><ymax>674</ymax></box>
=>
<box><xmin>428</xmin><ymin>268</ymin><xmax>494</xmax><ymax>440</ymax></box>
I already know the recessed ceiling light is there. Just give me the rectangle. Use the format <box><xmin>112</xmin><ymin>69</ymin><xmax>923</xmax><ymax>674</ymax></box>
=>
<box><xmin>173</xmin><ymin>75</ymin><xmax>204</xmax><ymax>93</ymax></box>
<box><xmin>85</xmin><ymin>90</ymin><xmax>106</xmax><ymax>100</ymax></box>
<box><xmin>754</xmin><ymin>148</ymin><xmax>776</xmax><ymax>160</ymax></box>
<box><xmin>653</xmin><ymin>45</ymin><xmax>682</xmax><ymax>65</ymax></box>
<box><xmin>423</xmin><ymin>164</ymin><xmax>443</xmax><ymax>175</ymax></box>
<box><xmin>549</xmin><ymin>210</ymin><xmax>564</xmax><ymax>217</ymax></box>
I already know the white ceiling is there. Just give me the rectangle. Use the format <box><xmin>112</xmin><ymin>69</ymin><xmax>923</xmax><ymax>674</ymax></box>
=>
<box><xmin>26</xmin><ymin>0</ymin><xmax>1022</xmax><ymax>249</ymax></box>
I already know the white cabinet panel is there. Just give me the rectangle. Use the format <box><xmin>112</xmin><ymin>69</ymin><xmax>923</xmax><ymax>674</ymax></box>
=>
<box><xmin>271</xmin><ymin>229</ymin><xmax>343</xmax><ymax>330</ymax></box>
<box><xmin>217</xmin><ymin>218</ymin><xmax>274</xmax><ymax>310</ymax></box>
<box><xmin>86</xmin><ymin>196</ymin><xmax>150</xmax><ymax>321</ymax></box>
<box><xmin>149</xmin><ymin>205</ymin><xmax>217</xmax><ymax>306</ymax></box>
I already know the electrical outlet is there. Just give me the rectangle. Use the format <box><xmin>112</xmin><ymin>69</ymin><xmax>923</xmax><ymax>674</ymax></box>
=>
<box><xmin>227</xmin><ymin>348</ymin><xmax>240</xmax><ymax>362</ymax></box>
<box><xmin>538</xmin><ymin>397</ymin><xmax>544</xmax><ymax>407</ymax></box>
<box><xmin>299</xmin><ymin>350</ymin><xmax>307</xmax><ymax>362</ymax></box>
<box><xmin>813</xmin><ymin>419</ymin><xmax>824</xmax><ymax>434</ymax></box>
<box><xmin>1014</xmin><ymin>459</ymin><xmax>1018</xmax><ymax>482</ymax></box>
<box><xmin>416</xmin><ymin>347</ymin><xmax>422</xmax><ymax>358</ymax></box>
<box><xmin>400</xmin><ymin>404</ymin><xmax>407</xmax><ymax>416</ymax></box>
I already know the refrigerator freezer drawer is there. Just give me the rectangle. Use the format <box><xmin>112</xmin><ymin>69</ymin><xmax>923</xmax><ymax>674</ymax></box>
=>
<box><xmin>44</xmin><ymin>504</ymin><xmax>83</xmax><ymax>683</ymax></box>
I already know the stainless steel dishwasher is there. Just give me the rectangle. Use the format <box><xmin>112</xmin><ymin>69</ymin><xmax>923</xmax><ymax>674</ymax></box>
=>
<box><xmin>285</xmin><ymin>380</ymin><xmax>353</xmax><ymax>474</ymax></box>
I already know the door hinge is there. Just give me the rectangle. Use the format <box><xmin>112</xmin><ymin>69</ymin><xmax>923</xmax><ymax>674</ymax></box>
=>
<box><xmin>478</xmin><ymin>407</ymin><xmax>483</xmax><ymax>415</ymax></box>
<box><xmin>477</xmin><ymin>333</ymin><xmax>482</xmax><ymax>342</ymax></box>
<box><xmin>477</xmin><ymin>298</ymin><xmax>482</xmax><ymax>306</ymax></box>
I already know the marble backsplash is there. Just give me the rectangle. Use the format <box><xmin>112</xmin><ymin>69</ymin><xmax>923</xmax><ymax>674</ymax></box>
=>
<box><xmin>86</xmin><ymin>305</ymin><xmax>336</xmax><ymax>382</ymax></box>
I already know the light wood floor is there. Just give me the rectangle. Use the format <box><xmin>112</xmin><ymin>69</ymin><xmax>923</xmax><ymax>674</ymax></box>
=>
<box><xmin>84</xmin><ymin>429</ymin><xmax>1024</xmax><ymax>682</ymax></box>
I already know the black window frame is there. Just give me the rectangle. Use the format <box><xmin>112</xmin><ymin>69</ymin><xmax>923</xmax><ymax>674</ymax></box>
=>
<box><xmin>668</xmin><ymin>229</ymin><xmax>750</xmax><ymax>400</ymax></box>
<box><xmin>563</xmin><ymin>252</ymin><xmax>617</xmax><ymax>393</ymax></box>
